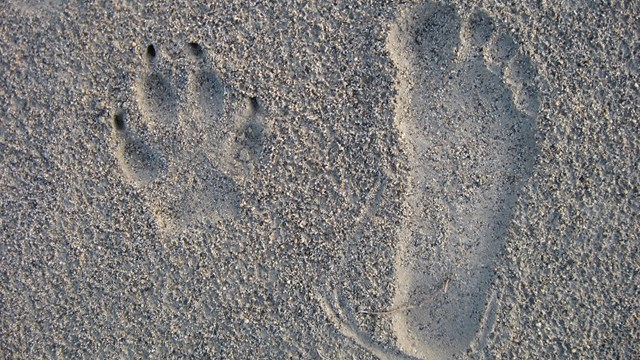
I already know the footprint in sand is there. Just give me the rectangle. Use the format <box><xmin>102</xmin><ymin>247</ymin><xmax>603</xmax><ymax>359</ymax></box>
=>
<box><xmin>320</xmin><ymin>2</ymin><xmax>539</xmax><ymax>359</ymax></box>
<box><xmin>388</xmin><ymin>3</ymin><xmax>538</xmax><ymax>358</ymax></box>
<box><xmin>111</xmin><ymin>43</ymin><xmax>267</xmax><ymax>231</ymax></box>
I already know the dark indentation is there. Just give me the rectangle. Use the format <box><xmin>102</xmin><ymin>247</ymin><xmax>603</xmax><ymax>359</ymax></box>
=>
<box><xmin>188</xmin><ymin>42</ymin><xmax>203</xmax><ymax>57</ymax></box>
<box><xmin>249</xmin><ymin>96</ymin><xmax>259</xmax><ymax>111</ymax></box>
<box><xmin>113</xmin><ymin>112</ymin><xmax>125</xmax><ymax>131</ymax></box>
<box><xmin>146</xmin><ymin>44</ymin><xmax>156</xmax><ymax>60</ymax></box>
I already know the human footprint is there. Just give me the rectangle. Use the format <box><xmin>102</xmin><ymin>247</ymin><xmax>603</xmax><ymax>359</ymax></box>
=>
<box><xmin>321</xmin><ymin>2</ymin><xmax>539</xmax><ymax>359</ymax></box>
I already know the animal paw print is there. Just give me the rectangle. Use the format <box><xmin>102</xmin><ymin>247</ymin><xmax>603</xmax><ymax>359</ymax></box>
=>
<box><xmin>112</xmin><ymin>43</ymin><xmax>267</xmax><ymax>231</ymax></box>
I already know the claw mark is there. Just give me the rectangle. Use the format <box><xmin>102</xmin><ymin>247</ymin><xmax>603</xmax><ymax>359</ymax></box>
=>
<box><xmin>113</xmin><ymin>112</ymin><xmax>126</xmax><ymax>131</ymax></box>
<box><xmin>146</xmin><ymin>44</ymin><xmax>156</xmax><ymax>60</ymax></box>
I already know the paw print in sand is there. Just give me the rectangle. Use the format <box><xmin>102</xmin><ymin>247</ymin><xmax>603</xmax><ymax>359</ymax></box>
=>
<box><xmin>111</xmin><ymin>43</ymin><xmax>267</xmax><ymax>231</ymax></box>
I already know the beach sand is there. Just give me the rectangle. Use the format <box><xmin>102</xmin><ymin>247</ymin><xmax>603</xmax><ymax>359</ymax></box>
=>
<box><xmin>1</xmin><ymin>0</ymin><xmax>638</xmax><ymax>358</ymax></box>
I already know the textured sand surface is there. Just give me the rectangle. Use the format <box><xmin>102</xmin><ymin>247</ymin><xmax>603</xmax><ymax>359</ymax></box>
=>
<box><xmin>1</xmin><ymin>0</ymin><xmax>638</xmax><ymax>358</ymax></box>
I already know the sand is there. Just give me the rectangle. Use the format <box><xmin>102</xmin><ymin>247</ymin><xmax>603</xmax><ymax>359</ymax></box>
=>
<box><xmin>1</xmin><ymin>0</ymin><xmax>638</xmax><ymax>358</ymax></box>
